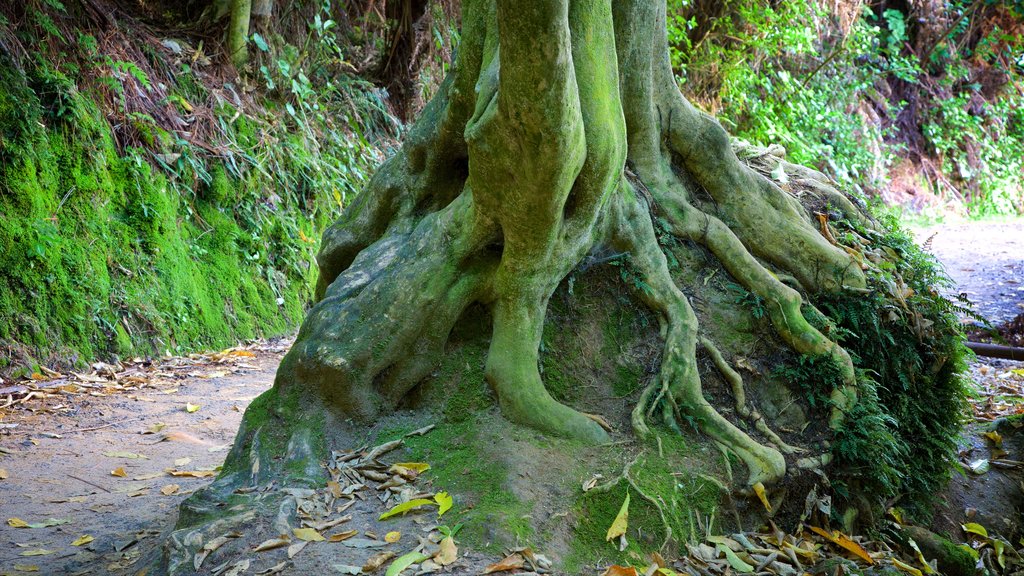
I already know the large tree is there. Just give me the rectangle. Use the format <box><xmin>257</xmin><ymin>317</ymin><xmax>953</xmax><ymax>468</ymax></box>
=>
<box><xmin>162</xmin><ymin>0</ymin><xmax>966</xmax><ymax>572</ymax></box>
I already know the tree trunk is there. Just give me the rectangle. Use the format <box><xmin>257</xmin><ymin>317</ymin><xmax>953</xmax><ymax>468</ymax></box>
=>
<box><xmin>160</xmin><ymin>1</ymin><xmax>967</xmax><ymax>572</ymax></box>
<box><xmin>227</xmin><ymin>0</ymin><xmax>252</xmax><ymax>69</ymax></box>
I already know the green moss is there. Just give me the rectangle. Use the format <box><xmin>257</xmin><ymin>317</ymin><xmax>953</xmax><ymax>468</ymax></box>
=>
<box><xmin>566</xmin><ymin>430</ymin><xmax>722</xmax><ymax>572</ymax></box>
<box><xmin>395</xmin><ymin>417</ymin><xmax>534</xmax><ymax>552</ymax></box>
<box><xmin>0</xmin><ymin>51</ymin><xmax>345</xmax><ymax>371</ymax></box>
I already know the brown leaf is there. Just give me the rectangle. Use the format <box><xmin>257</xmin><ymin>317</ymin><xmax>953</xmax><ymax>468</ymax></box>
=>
<box><xmin>328</xmin><ymin>530</ymin><xmax>358</xmax><ymax>542</ymax></box>
<box><xmin>483</xmin><ymin>553</ymin><xmax>525</xmax><ymax>574</ymax></box>
<box><xmin>601</xmin><ymin>566</ymin><xmax>640</xmax><ymax>576</ymax></box>
<box><xmin>362</xmin><ymin>551</ymin><xmax>396</xmax><ymax>572</ymax></box>
<box><xmin>160</xmin><ymin>484</ymin><xmax>180</xmax><ymax>495</ymax></box>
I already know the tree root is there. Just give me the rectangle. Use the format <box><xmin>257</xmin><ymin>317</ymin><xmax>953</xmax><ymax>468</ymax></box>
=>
<box><xmin>608</xmin><ymin>190</ymin><xmax>787</xmax><ymax>487</ymax></box>
<box><xmin>700</xmin><ymin>337</ymin><xmax>804</xmax><ymax>455</ymax></box>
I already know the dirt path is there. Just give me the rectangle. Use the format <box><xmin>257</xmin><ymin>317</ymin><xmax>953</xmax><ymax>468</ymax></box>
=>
<box><xmin>0</xmin><ymin>343</ymin><xmax>286</xmax><ymax>574</ymax></box>
<box><xmin>914</xmin><ymin>220</ymin><xmax>1024</xmax><ymax>325</ymax></box>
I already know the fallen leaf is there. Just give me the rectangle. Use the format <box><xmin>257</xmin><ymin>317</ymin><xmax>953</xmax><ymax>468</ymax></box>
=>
<box><xmin>983</xmin><ymin>431</ymin><xmax>1003</xmax><ymax>446</ymax></box>
<box><xmin>8</xmin><ymin>518</ymin><xmax>69</xmax><ymax>529</ymax></box>
<box><xmin>105</xmin><ymin>451</ymin><xmax>149</xmax><ymax>460</ymax></box>
<box><xmin>12</xmin><ymin>564</ymin><xmax>39</xmax><ymax>572</ymax></box>
<box><xmin>717</xmin><ymin>543</ymin><xmax>754</xmax><ymax>573</ymax></box>
<box><xmin>111</xmin><ymin>467</ymin><xmax>128</xmax><ymax>478</ymax></box>
<box><xmin>288</xmin><ymin>540</ymin><xmax>309</xmax><ymax>559</ymax></box>
<box><xmin>752</xmin><ymin>481</ymin><xmax>772</xmax><ymax>513</ymax></box>
<box><xmin>160</xmin><ymin>484</ymin><xmax>180</xmax><ymax>495</ymax></box>
<box><xmin>72</xmin><ymin>535</ymin><xmax>94</xmax><ymax>546</ymax></box>
<box><xmin>379</xmin><ymin>498</ymin><xmax>435</xmax><ymax>520</ymax></box>
<box><xmin>435</xmin><ymin>536</ymin><xmax>458</xmax><ymax>565</ymax></box>
<box><xmin>133</xmin><ymin>472</ymin><xmax>164</xmax><ymax>481</ymax></box>
<box><xmin>392</xmin><ymin>462</ymin><xmax>430</xmax><ymax>473</ymax></box>
<box><xmin>253</xmin><ymin>536</ymin><xmax>291</xmax><ymax>552</ymax></box>
<box><xmin>339</xmin><ymin>538</ymin><xmax>388</xmax><ymax>549</ymax></box>
<box><xmin>0</xmin><ymin>468</ymin><xmax>8</xmax><ymax>479</ymax></box>
<box><xmin>255</xmin><ymin>562</ymin><xmax>288</xmax><ymax>576</ymax></box>
<box><xmin>185</xmin><ymin>403</ymin><xmax>200</xmax><ymax>413</ymax></box>
<box><xmin>483</xmin><ymin>552</ymin><xmax>525</xmax><ymax>574</ymax></box>
<box><xmin>808</xmin><ymin>526</ymin><xmax>873</xmax><ymax>564</ymax></box>
<box><xmin>293</xmin><ymin>527</ymin><xmax>326</xmax><ymax>542</ymax></box>
<box><xmin>385</xmin><ymin>551</ymin><xmax>430</xmax><ymax>576</ymax></box>
<box><xmin>328</xmin><ymin>530</ymin><xmax>358</xmax><ymax>542</ymax></box>
<box><xmin>600</xmin><ymin>567</ymin><xmax>639</xmax><ymax>576</ymax></box>
<box><xmin>385</xmin><ymin>531</ymin><xmax>401</xmax><ymax>543</ymax></box>
<box><xmin>19</xmin><ymin>549</ymin><xmax>55</xmax><ymax>556</ymax></box>
<box><xmin>363</xmin><ymin>551</ymin><xmax>397</xmax><ymax>572</ymax></box>
<box><xmin>167</xmin><ymin>469</ymin><xmax>216</xmax><ymax>478</ymax></box>
<box><xmin>892</xmin><ymin>558</ymin><xmax>924</xmax><ymax>576</ymax></box>
<box><xmin>174</xmin><ymin>457</ymin><xmax>192</xmax><ymax>467</ymax></box>
<box><xmin>142</xmin><ymin>422</ymin><xmax>167</xmax><ymax>434</ymax></box>
<box><xmin>605</xmin><ymin>492</ymin><xmax>630</xmax><ymax>541</ymax></box>
<box><xmin>434</xmin><ymin>491</ymin><xmax>452</xmax><ymax>517</ymax></box>
<box><xmin>963</xmin><ymin>523</ymin><xmax>988</xmax><ymax>538</ymax></box>
<box><xmin>194</xmin><ymin>532</ymin><xmax>242</xmax><ymax>570</ymax></box>
<box><xmin>222</xmin><ymin>559</ymin><xmax>250</xmax><ymax>576</ymax></box>
<box><xmin>968</xmin><ymin>459</ymin><xmax>990</xmax><ymax>474</ymax></box>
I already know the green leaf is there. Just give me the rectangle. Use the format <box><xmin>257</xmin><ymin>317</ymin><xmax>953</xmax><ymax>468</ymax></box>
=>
<box><xmin>252</xmin><ymin>33</ymin><xmax>269</xmax><ymax>52</ymax></box>
<box><xmin>716</xmin><ymin>544</ymin><xmax>754</xmax><ymax>573</ymax></box>
<box><xmin>385</xmin><ymin>551</ymin><xmax>431</xmax><ymax>576</ymax></box>
<box><xmin>962</xmin><ymin>523</ymin><xmax>989</xmax><ymax>538</ymax></box>
<box><xmin>379</xmin><ymin>498</ymin><xmax>435</xmax><ymax>521</ymax></box>
<box><xmin>434</xmin><ymin>491</ymin><xmax>452</xmax><ymax>517</ymax></box>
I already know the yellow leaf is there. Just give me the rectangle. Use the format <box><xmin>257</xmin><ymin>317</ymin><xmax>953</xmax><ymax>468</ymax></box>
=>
<box><xmin>605</xmin><ymin>492</ymin><xmax>630</xmax><ymax>541</ymax></box>
<box><xmin>385</xmin><ymin>531</ymin><xmax>401</xmax><ymax>543</ymax></box>
<box><xmin>434</xmin><ymin>491</ymin><xmax>453</xmax><ymax>517</ymax></box>
<box><xmin>379</xmin><ymin>498</ymin><xmax>435</xmax><ymax>520</ymax></box>
<box><xmin>12</xmin><ymin>564</ymin><xmax>39</xmax><ymax>572</ymax></box>
<box><xmin>393</xmin><ymin>462</ymin><xmax>430</xmax><ymax>473</ymax></box>
<box><xmin>185</xmin><ymin>403</ymin><xmax>200</xmax><ymax>413</ymax></box>
<box><xmin>328</xmin><ymin>529</ymin><xmax>358</xmax><ymax>542</ymax></box>
<box><xmin>253</xmin><ymin>536</ymin><xmax>291</xmax><ymax>552</ymax></box>
<box><xmin>72</xmin><ymin>535</ymin><xmax>94</xmax><ymax>546</ymax></box>
<box><xmin>600</xmin><ymin>567</ymin><xmax>639</xmax><ymax>576</ymax></box>
<box><xmin>293</xmin><ymin>527</ymin><xmax>325</xmax><ymax>542</ymax></box>
<box><xmin>907</xmin><ymin>538</ymin><xmax>935</xmax><ymax>574</ymax></box>
<box><xmin>892</xmin><ymin>558</ymin><xmax>924</xmax><ymax>576</ymax></box>
<box><xmin>0</xmin><ymin>468</ymin><xmax>8</xmax><ymax>479</ymax></box>
<box><xmin>111</xmin><ymin>467</ymin><xmax>127</xmax><ymax>477</ymax></box>
<box><xmin>160</xmin><ymin>484</ymin><xmax>180</xmax><ymax>495</ymax></box>
<box><xmin>103</xmin><ymin>451</ymin><xmax>148</xmax><ymax>459</ymax></box>
<box><xmin>19</xmin><ymin>549</ymin><xmax>54</xmax><ymax>556</ymax></box>
<box><xmin>8</xmin><ymin>518</ymin><xmax>29</xmax><ymax>528</ymax></box>
<box><xmin>963</xmin><ymin>523</ymin><xmax>989</xmax><ymax>538</ymax></box>
<box><xmin>983</xmin><ymin>431</ymin><xmax>1003</xmax><ymax>446</ymax></box>
<box><xmin>752</xmin><ymin>482</ymin><xmax>772</xmax><ymax>513</ymax></box>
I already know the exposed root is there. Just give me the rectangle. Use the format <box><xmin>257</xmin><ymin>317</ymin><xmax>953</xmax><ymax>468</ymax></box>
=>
<box><xmin>590</xmin><ymin>453</ymin><xmax>674</xmax><ymax>552</ymax></box>
<box><xmin>700</xmin><ymin>337</ymin><xmax>805</xmax><ymax>455</ymax></box>
<box><xmin>608</xmin><ymin>190</ymin><xmax>786</xmax><ymax>487</ymax></box>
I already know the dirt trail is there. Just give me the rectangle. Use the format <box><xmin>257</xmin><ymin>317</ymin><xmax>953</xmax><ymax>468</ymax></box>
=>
<box><xmin>914</xmin><ymin>220</ymin><xmax>1024</xmax><ymax>325</ymax></box>
<box><xmin>0</xmin><ymin>344</ymin><xmax>285</xmax><ymax>574</ymax></box>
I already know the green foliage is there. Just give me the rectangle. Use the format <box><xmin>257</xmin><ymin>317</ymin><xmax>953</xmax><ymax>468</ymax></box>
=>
<box><xmin>778</xmin><ymin>212</ymin><xmax>972</xmax><ymax>510</ymax></box>
<box><xmin>0</xmin><ymin>0</ymin><xmax>397</xmax><ymax>371</ymax></box>
<box><xmin>666</xmin><ymin>1</ymin><xmax>1024</xmax><ymax>214</ymax></box>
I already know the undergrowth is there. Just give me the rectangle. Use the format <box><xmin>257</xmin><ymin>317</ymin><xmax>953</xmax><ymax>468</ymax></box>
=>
<box><xmin>776</xmin><ymin>211</ymin><xmax>971</xmax><ymax>515</ymax></box>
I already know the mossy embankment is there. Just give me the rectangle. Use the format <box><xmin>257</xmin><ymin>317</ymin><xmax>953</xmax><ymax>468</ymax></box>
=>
<box><xmin>0</xmin><ymin>1</ymin><xmax>392</xmax><ymax>374</ymax></box>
